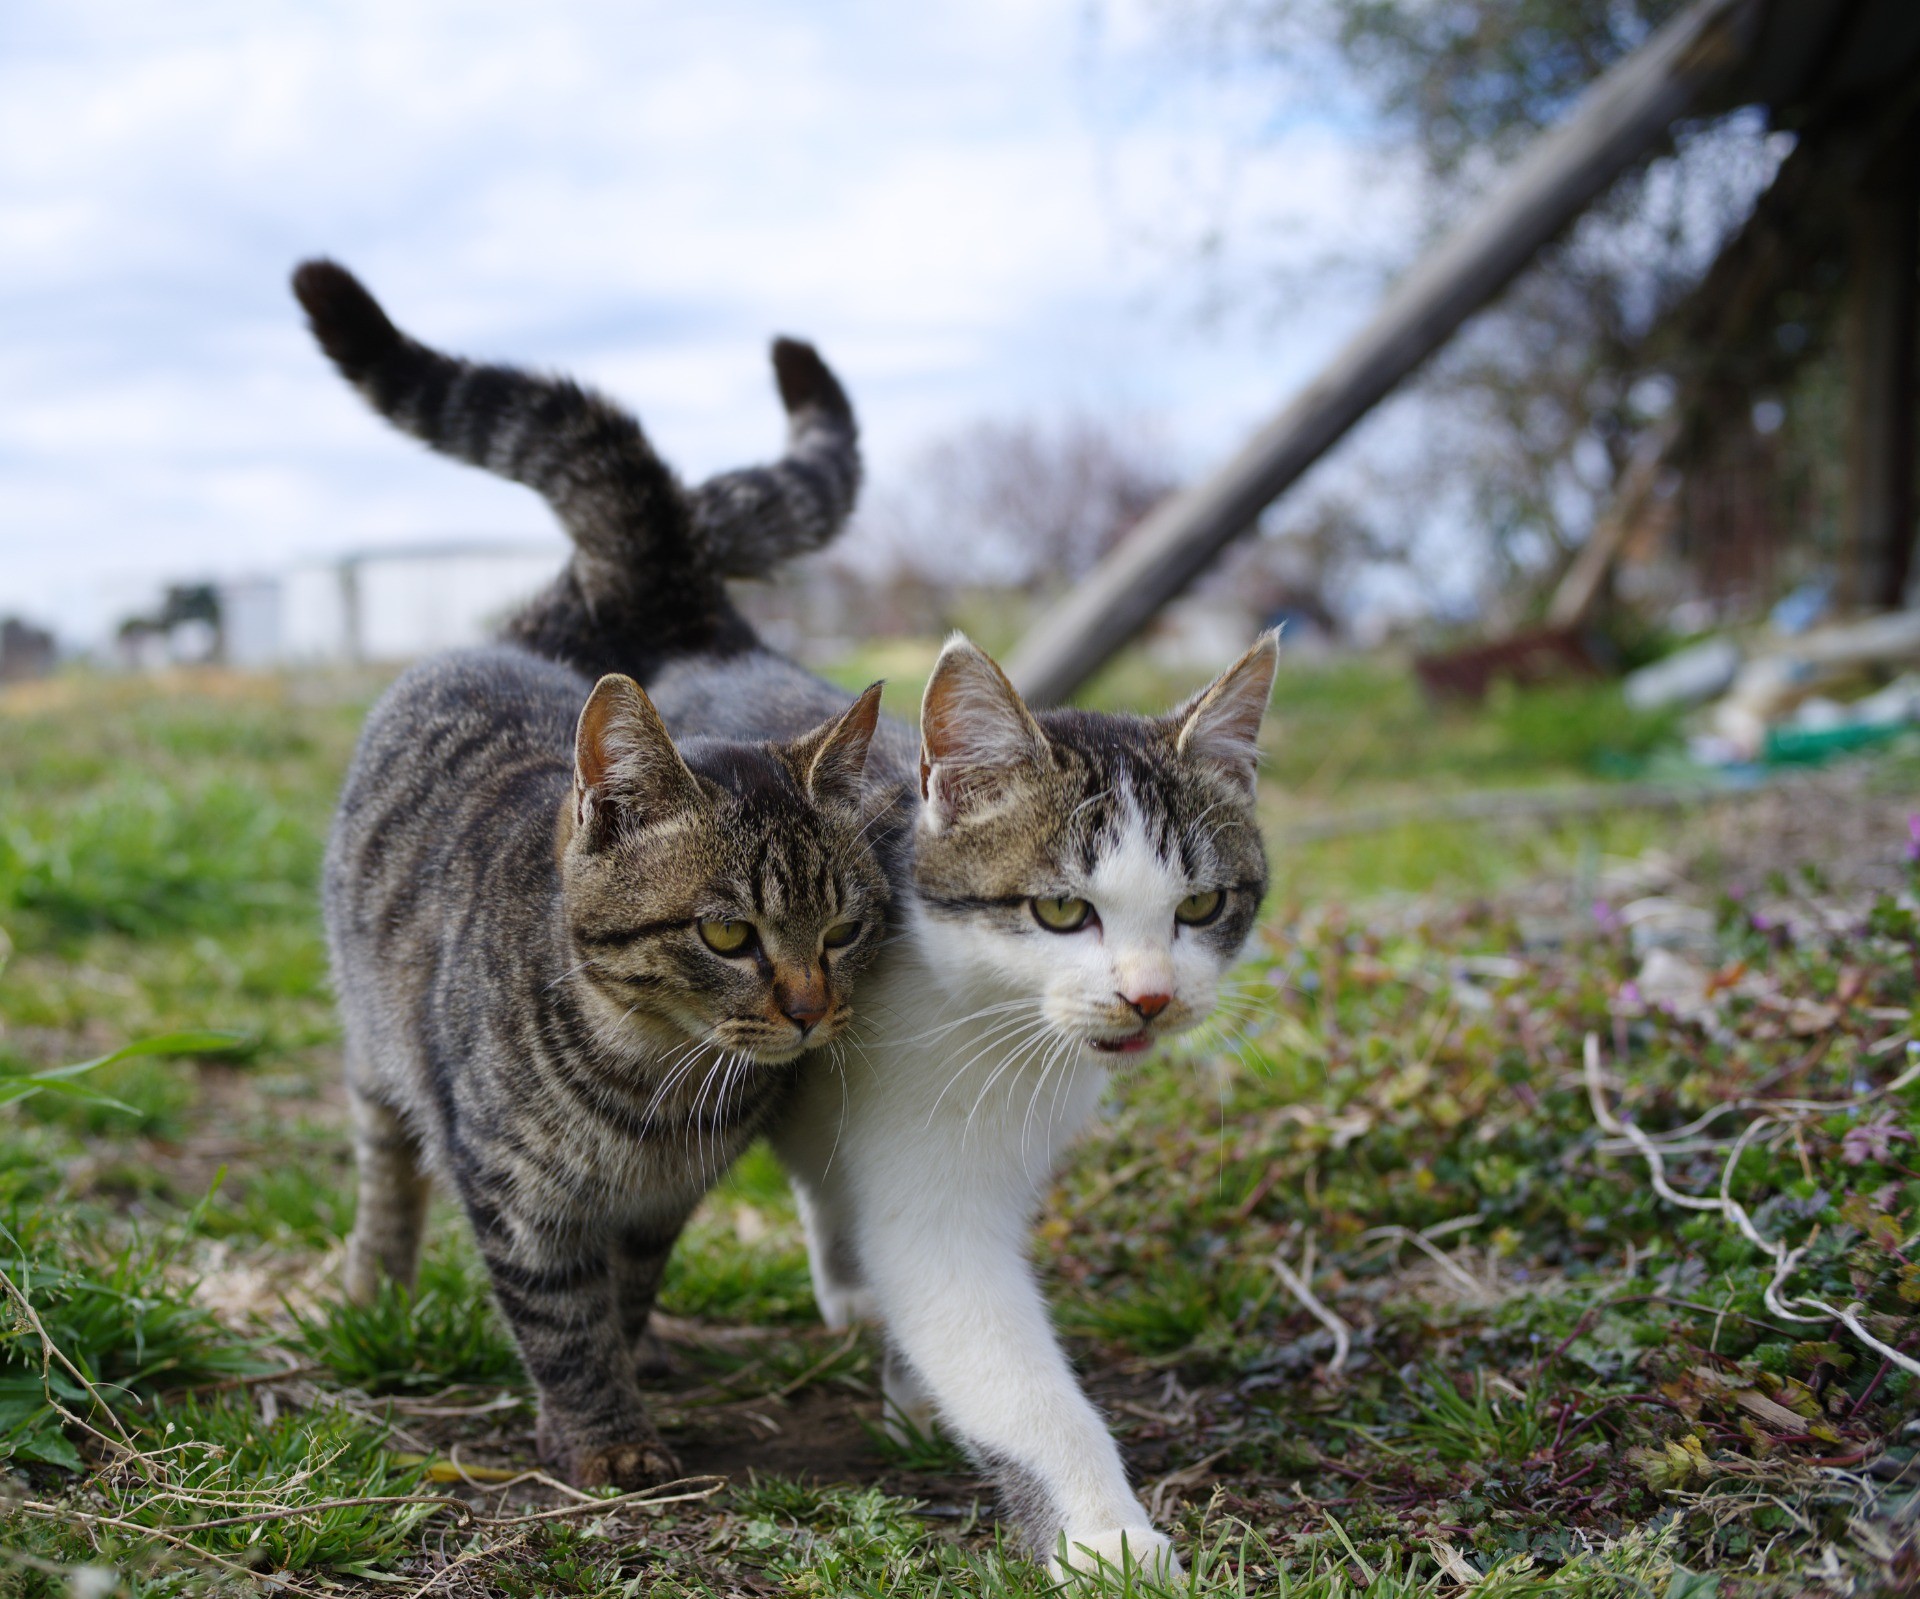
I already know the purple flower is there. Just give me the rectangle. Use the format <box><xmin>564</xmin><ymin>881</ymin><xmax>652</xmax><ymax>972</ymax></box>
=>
<box><xmin>1842</xmin><ymin>1110</ymin><xmax>1913</xmax><ymax>1167</ymax></box>
<box><xmin>1905</xmin><ymin>814</ymin><xmax>1920</xmax><ymax>863</ymax></box>
<box><xmin>1592</xmin><ymin>900</ymin><xmax>1621</xmax><ymax>932</ymax></box>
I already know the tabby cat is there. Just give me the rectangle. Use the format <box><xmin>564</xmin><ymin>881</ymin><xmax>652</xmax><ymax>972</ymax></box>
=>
<box><xmin>296</xmin><ymin>261</ymin><xmax>1275</xmax><ymax>1578</ymax></box>
<box><xmin>304</xmin><ymin>263</ymin><xmax>892</xmax><ymax>1491</ymax></box>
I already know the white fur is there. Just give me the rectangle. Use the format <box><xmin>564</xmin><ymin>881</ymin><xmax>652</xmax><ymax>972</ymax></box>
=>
<box><xmin>773</xmin><ymin>793</ymin><xmax>1233</xmax><ymax>1570</ymax></box>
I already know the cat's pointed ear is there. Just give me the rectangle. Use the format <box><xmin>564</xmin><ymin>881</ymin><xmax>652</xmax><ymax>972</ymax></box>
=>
<box><xmin>1170</xmin><ymin>629</ymin><xmax>1279</xmax><ymax>792</ymax></box>
<box><xmin>919</xmin><ymin>634</ymin><xmax>1046</xmax><ymax>830</ymax></box>
<box><xmin>573</xmin><ymin>673</ymin><xmax>702</xmax><ymax>839</ymax></box>
<box><xmin>789</xmin><ymin>682</ymin><xmax>884</xmax><ymax>810</ymax></box>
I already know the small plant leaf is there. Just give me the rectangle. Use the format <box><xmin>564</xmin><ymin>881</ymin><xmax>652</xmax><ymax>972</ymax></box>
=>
<box><xmin>0</xmin><ymin>1031</ymin><xmax>251</xmax><ymax>1111</ymax></box>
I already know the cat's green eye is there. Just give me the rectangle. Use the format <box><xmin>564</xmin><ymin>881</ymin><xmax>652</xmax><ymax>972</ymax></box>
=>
<box><xmin>1175</xmin><ymin>890</ymin><xmax>1225</xmax><ymax>927</ymax></box>
<box><xmin>822</xmin><ymin>921</ymin><xmax>862</xmax><ymax>950</ymax></box>
<box><xmin>1030</xmin><ymin>896</ymin><xmax>1092</xmax><ymax>933</ymax></box>
<box><xmin>698</xmin><ymin>918</ymin><xmax>756</xmax><ymax>955</ymax></box>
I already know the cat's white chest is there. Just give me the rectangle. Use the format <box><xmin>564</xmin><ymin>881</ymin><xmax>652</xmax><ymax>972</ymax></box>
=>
<box><xmin>850</xmin><ymin>951</ymin><xmax>1110</xmax><ymax>1178</ymax></box>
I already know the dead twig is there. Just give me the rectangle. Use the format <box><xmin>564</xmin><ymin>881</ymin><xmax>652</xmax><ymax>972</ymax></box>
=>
<box><xmin>476</xmin><ymin>1474</ymin><xmax>726</xmax><ymax>1526</ymax></box>
<box><xmin>1270</xmin><ymin>1236</ymin><xmax>1352</xmax><ymax>1376</ymax></box>
<box><xmin>12</xmin><ymin>1501</ymin><xmax>305</xmax><ymax>1587</ymax></box>
<box><xmin>770</xmin><ymin>1327</ymin><xmax>863</xmax><ymax>1400</ymax></box>
<box><xmin>403</xmin><ymin>1529</ymin><xmax>529</xmax><ymax>1599</ymax></box>
<box><xmin>1356</xmin><ymin>1223</ymin><xmax>1484</xmax><ymax>1297</ymax></box>
<box><xmin>1583</xmin><ymin>1033</ymin><xmax>1920</xmax><ymax>1381</ymax></box>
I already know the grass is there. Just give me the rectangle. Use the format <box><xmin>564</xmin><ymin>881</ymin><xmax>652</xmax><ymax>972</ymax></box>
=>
<box><xmin>660</xmin><ymin>1146</ymin><xmax>820</xmax><ymax>1325</ymax></box>
<box><xmin>118</xmin><ymin>1396</ymin><xmax>439</xmax><ymax>1572</ymax></box>
<box><xmin>1394</xmin><ymin>1365</ymin><xmax>1551</xmax><ymax>1463</ymax></box>
<box><xmin>289</xmin><ymin>1239</ymin><xmax>524</xmax><ymax>1394</ymax></box>
<box><xmin>0</xmin><ymin>657</ymin><xmax>1915</xmax><ymax>1595</ymax></box>
<box><xmin>0</xmin><ymin>1189</ymin><xmax>267</xmax><ymax>1469</ymax></box>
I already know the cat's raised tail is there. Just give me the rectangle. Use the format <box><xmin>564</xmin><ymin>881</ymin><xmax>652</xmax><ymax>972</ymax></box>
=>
<box><xmin>289</xmin><ymin>259</ymin><xmax>860</xmax><ymax>585</ymax></box>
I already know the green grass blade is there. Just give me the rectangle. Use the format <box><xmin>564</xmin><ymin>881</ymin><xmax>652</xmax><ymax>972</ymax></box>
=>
<box><xmin>0</xmin><ymin>1030</ymin><xmax>251</xmax><ymax>1109</ymax></box>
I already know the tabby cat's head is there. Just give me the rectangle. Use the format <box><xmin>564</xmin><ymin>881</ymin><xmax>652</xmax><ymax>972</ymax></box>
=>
<box><xmin>560</xmin><ymin>675</ymin><xmax>889</xmax><ymax>1065</ymax></box>
<box><xmin>911</xmin><ymin>634</ymin><xmax>1277</xmax><ymax>1055</ymax></box>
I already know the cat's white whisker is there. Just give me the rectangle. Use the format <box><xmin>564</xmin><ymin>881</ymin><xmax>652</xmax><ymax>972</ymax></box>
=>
<box><xmin>543</xmin><ymin>955</ymin><xmax>596</xmax><ymax>992</ymax></box>
<box><xmin>959</xmin><ymin>1022</ymin><xmax>1058</xmax><ymax>1140</ymax></box>
<box><xmin>927</xmin><ymin>1008</ymin><xmax>1052</xmax><ymax>1125</ymax></box>
<box><xmin>904</xmin><ymin>996</ymin><xmax>1041</xmax><ymax>1046</ymax></box>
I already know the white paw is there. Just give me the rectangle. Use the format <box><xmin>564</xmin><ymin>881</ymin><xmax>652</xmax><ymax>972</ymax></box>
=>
<box><xmin>1048</xmin><ymin>1527</ymin><xmax>1183</xmax><ymax>1589</ymax></box>
<box><xmin>879</xmin><ymin>1396</ymin><xmax>939</xmax><ymax>1447</ymax></box>
<box><xmin>814</xmin><ymin>1282</ymin><xmax>875</xmax><ymax>1331</ymax></box>
<box><xmin>879</xmin><ymin>1361</ymin><xmax>937</xmax><ymax>1444</ymax></box>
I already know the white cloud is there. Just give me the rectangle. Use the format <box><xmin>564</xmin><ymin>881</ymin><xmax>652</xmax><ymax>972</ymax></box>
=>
<box><xmin>0</xmin><ymin>0</ymin><xmax>1403</xmax><ymax>645</ymax></box>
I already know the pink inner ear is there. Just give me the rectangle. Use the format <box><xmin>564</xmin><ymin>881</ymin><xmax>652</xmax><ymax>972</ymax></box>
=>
<box><xmin>1187</xmin><ymin>691</ymin><xmax>1264</xmax><ymax>759</ymax></box>
<box><xmin>1179</xmin><ymin>643</ymin><xmax>1277</xmax><ymax>776</ymax></box>
<box><xmin>922</xmin><ymin>646</ymin><xmax>1037</xmax><ymax>772</ymax></box>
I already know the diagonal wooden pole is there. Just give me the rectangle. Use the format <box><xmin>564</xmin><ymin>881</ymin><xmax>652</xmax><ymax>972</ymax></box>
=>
<box><xmin>1005</xmin><ymin>0</ymin><xmax>1763</xmax><ymax>704</ymax></box>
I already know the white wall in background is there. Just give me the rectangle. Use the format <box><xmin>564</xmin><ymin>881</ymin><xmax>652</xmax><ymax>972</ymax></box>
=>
<box><xmin>226</xmin><ymin>543</ymin><xmax>564</xmax><ymax>665</ymax></box>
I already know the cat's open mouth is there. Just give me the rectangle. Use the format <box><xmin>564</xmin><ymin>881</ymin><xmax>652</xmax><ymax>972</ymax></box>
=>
<box><xmin>1089</xmin><ymin>1032</ymin><xmax>1153</xmax><ymax>1055</ymax></box>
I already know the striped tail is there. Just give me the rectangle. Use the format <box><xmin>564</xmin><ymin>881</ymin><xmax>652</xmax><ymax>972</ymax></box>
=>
<box><xmin>290</xmin><ymin>260</ymin><xmax>862</xmax><ymax>668</ymax></box>
<box><xmin>691</xmin><ymin>337</ymin><xmax>860</xmax><ymax>577</ymax></box>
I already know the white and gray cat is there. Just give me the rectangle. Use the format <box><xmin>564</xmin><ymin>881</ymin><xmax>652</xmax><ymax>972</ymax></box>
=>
<box><xmin>296</xmin><ymin>261</ymin><xmax>1275</xmax><ymax>1580</ymax></box>
<box><xmin>665</xmin><ymin>635</ymin><xmax>1273</xmax><ymax>1580</ymax></box>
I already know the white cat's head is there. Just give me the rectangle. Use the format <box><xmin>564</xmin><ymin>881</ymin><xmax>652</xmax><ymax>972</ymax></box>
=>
<box><xmin>909</xmin><ymin>633</ymin><xmax>1277</xmax><ymax>1056</ymax></box>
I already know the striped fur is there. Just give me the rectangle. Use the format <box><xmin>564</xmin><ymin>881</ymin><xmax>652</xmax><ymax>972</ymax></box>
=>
<box><xmin>325</xmin><ymin>646</ymin><xmax>887</xmax><ymax>1488</ymax></box>
<box><xmin>298</xmin><ymin>269</ymin><xmax>1277</xmax><ymax>1570</ymax></box>
<box><xmin>290</xmin><ymin>259</ymin><xmax>859</xmax><ymax>682</ymax></box>
<box><xmin>690</xmin><ymin>338</ymin><xmax>860</xmax><ymax>576</ymax></box>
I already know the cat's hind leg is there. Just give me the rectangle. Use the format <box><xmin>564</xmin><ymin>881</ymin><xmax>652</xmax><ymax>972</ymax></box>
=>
<box><xmin>770</xmin><ymin>1101</ymin><xmax>875</xmax><ymax>1331</ymax></box>
<box><xmin>343</xmin><ymin>1086</ymin><xmax>431</xmax><ymax>1303</ymax></box>
<box><xmin>879</xmin><ymin>1340</ymin><xmax>940</xmax><ymax>1445</ymax></box>
<box><xmin>610</xmin><ymin>1217</ymin><xmax>683</xmax><ymax>1378</ymax></box>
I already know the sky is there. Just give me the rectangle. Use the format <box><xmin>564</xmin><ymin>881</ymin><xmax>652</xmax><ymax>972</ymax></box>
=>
<box><xmin>0</xmin><ymin>0</ymin><xmax>1413</xmax><ymax>646</ymax></box>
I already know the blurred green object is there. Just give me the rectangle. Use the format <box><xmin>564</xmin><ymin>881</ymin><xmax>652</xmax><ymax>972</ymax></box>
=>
<box><xmin>1764</xmin><ymin>721</ymin><xmax>1910</xmax><ymax>766</ymax></box>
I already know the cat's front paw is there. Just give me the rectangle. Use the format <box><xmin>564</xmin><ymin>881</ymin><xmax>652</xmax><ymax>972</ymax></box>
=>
<box><xmin>1048</xmin><ymin>1527</ymin><xmax>1183</xmax><ymax>1588</ymax></box>
<box><xmin>536</xmin><ymin>1409</ymin><xmax>682</xmax><ymax>1491</ymax></box>
<box><xmin>567</xmin><ymin>1437</ymin><xmax>683</xmax><ymax>1491</ymax></box>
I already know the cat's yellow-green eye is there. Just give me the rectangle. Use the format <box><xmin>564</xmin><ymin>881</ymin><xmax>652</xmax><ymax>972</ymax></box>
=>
<box><xmin>822</xmin><ymin>921</ymin><xmax>862</xmax><ymax>950</ymax></box>
<box><xmin>698</xmin><ymin>918</ymin><xmax>756</xmax><ymax>955</ymax></box>
<box><xmin>1030</xmin><ymin>896</ymin><xmax>1092</xmax><ymax>933</ymax></box>
<box><xmin>1175</xmin><ymin>890</ymin><xmax>1225</xmax><ymax>927</ymax></box>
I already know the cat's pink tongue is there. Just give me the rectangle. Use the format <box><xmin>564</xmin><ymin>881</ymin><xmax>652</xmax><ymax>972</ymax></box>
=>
<box><xmin>1092</xmin><ymin>1034</ymin><xmax>1152</xmax><ymax>1055</ymax></box>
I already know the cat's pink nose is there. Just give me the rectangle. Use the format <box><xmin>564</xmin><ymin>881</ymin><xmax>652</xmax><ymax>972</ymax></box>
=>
<box><xmin>785</xmin><ymin>1002</ymin><xmax>828</xmax><ymax>1032</ymax></box>
<box><xmin>1123</xmin><ymin>991</ymin><xmax>1171</xmax><ymax>1020</ymax></box>
<box><xmin>776</xmin><ymin>970</ymin><xmax>830</xmax><ymax>1033</ymax></box>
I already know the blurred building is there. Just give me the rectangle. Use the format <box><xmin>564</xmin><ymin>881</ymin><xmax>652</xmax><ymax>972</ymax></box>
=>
<box><xmin>0</xmin><ymin>617</ymin><xmax>56</xmax><ymax>682</ymax></box>
<box><xmin>113</xmin><ymin>542</ymin><xmax>567</xmax><ymax>669</ymax></box>
<box><xmin>266</xmin><ymin>542</ymin><xmax>564</xmax><ymax>665</ymax></box>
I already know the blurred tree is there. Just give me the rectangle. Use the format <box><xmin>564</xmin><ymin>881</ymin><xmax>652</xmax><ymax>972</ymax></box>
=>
<box><xmin>1302</xmin><ymin>0</ymin><xmax>1688</xmax><ymax>174</ymax></box>
<box><xmin>858</xmin><ymin>415</ymin><xmax>1179</xmax><ymax>591</ymax></box>
<box><xmin>1146</xmin><ymin>0</ymin><xmax>1837</xmax><ymax>623</ymax></box>
<box><xmin>732</xmin><ymin>415</ymin><xmax>1180</xmax><ymax>648</ymax></box>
